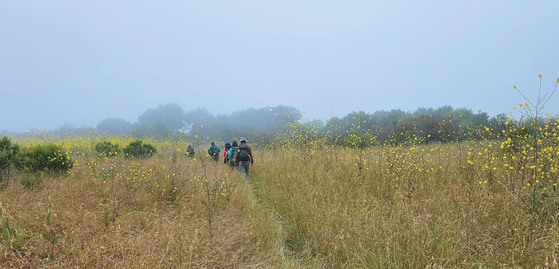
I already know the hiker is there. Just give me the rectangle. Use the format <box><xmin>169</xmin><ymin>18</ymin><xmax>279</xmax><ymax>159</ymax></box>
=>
<box><xmin>223</xmin><ymin>142</ymin><xmax>231</xmax><ymax>164</ymax></box>
<box><xmin>208</xmin><ymin>142</ymin><xmax>221</xmax><ymax>162</ymax></box>
<box><xmin>186</xmin><ymin>143</ymin><xmax>195</xmax><ymax>157</ymax></box>
<box><xmin>227</xmin><ymin>141</ymin><xmax>238</xmax><ymax>170</ymax></box>
<box><xmin>233</xmin><ymin>137</ymin><xmax>254</xmax><ymax>179</ymax></box>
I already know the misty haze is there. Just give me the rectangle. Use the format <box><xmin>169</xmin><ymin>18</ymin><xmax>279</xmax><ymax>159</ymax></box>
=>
<box><xmin>1</xmin><ymin>1</ymin><xmax>559</xmax><ymax>267</ymax></box>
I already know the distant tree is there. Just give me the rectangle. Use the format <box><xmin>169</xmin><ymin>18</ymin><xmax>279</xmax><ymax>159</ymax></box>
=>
<box><xmin>138</xmin><ymin>104</ymin><xmax>185</xmax><ymax>131</ymax></box>
<box><xmin>367</xmin><ymin>109</ymin><xmax>413</xmax><ymax>142</ymax></box>
<box><xmin>229</xmin><ymin>105</ymin><xmax>301</xmax><ymax>129</ymax></box>
<box><xmin>53</xmin><ymin>123</ymin><xmax>77</xmax><ymax>136</ymax></box>
<box><xmin>184</xmin><ymin>107</ymin><xmax>214</xmax><ymax>127</ymax></box>
<box><xmin>58</xmin><ymin>123</ymin><xmax>75</xmax><ymax>131</ymax></box>
<box><xmin>413</xmin><ymin>107</ymin><xmax>434</xmax><ymax>117</ymax></box>
<box><xmin>487</xmin><ymin>113</ymin><xmax>509</xmax><ymax>139</ymax></box>
<box><xmin>184</xmin><ymin>107</ymin><xmax>215</xmax><ymax>138</ymax></box>
<box><xmin>391</xmin><ymin>115</ymin><xmax>459</xmax><ymax>144</ymax></box>
<box><xmin>305</xmin><ymin>119</ymin><xmax>325</xmax><ymax>129</ymax></box>
<box><xmin>270</xmin><ymin>105</ymin><xmax>302</xmax><ymax>126</ymax></box>
<box><xmin>97</xmin><ymin>118</ymin><xmax>134</xmax><ymax>134</ymax></box>
<box><xmin>131</xmin><ymin>122</ymin><xmax>173</xmax><ymax>137</ymax></box>
<box><xmin>184</xmin><ymin>105</ymin><xmax>302</xmax><ymax>141</ymax></box>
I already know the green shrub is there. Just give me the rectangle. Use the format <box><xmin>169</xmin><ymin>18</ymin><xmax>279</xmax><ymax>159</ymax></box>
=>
<box><xmin>19</xmin><ymin>173</ymin><xmax>44</xmax><ymax>189</ymax></box>
<box><xmin>343</xmin><ymin>128</ymin><xmax>378</xmax><ymax>148</ymax></box>
<box><xmin>0</xmin><ymin>136</ymin><xmax>20</xmax><ymax>173</ymax></box>
<box><xmin>16</xmin><ymin>144</ymin><xmax>73</xmax><ymax>174</ymax></box>
<box><xmin>122</xmin><ymin>140</ymin><xmax>156</xmax><ymax>159</ymax></box>
<box><xmin>95</xmin><ymin>141</ymin><xmax>121</xmax><ymax>157</ymax></box>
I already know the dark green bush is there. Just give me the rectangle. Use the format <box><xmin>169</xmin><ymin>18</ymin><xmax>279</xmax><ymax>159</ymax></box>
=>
<box><xmin>0</xmin><ymin>136</ymin><xmax>20</xmax><ymax>179</ymax></box>
<box><xmin>17</xmin><ymin>144</ymin><xmax>74</xmax><ymax>174</ymax></box>
<box><xmin>95</xmin><ymin>141</ymin><xmax>121</xmax><ymax>157</ymax></box>
<box><xmin>122</xmin><ymin>140</ymin><xmax>156</xmax><ymax>159</ymax></box>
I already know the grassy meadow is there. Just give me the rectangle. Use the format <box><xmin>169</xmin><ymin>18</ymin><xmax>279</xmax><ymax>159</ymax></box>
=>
<box><xmin>2</xmin><ymin>122</ymin><xmax>559</xmax><ymax>268</ymax></box>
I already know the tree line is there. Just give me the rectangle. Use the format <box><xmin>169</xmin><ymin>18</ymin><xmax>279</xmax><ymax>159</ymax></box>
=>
<box><xmin>3</xmin><ymin>104</ymin><xmax>512</xmax><ymax>146</ymax></box>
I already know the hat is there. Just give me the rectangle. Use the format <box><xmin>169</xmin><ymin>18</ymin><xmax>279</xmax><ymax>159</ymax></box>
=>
<box><xmin>225</xmin><ymin>142</ymin><xmax>231</xmax><ymax>148</ymax></box>
<box><xmin>240</xmin><ymin>137</ymin><xmax>247</xmax><ymax>142</ymax></box>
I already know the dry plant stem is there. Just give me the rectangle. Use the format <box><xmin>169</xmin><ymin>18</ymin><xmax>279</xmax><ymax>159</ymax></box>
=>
<box><xmin>514</xmin><ymin>77</ymin><xmax>559</xmax><ymax>239</ymax></box>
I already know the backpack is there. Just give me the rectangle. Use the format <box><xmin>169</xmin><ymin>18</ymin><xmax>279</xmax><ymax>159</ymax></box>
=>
<box><xmin>228</xmin><ymin>146</ymin><xmax>237</xmax><ymax>162</ymax></box>
<box><xmin>210</xmin><ymin>146</ymin><xmax>220</xmax><ymax>156</ymax></box>
<box><xmin>238</xmin><ymin>144</ymin><xmax>250</xmax><ymax>161</ymax></box>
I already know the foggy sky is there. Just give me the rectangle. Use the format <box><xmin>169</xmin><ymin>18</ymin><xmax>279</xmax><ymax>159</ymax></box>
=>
<box><xmin>1</xmin><ymin>1</ymin><xmax>559</xmax><ymax>133</ymax></box>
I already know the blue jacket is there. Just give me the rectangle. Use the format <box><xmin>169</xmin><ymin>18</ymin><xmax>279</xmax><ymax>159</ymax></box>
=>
<box><xmin>208</xmin><ymin>145</ymin><xmax>220</xmax><ymax>156</ymax></box>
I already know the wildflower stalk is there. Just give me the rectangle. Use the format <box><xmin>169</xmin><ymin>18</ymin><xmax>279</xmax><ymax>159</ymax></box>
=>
<box><xmin>513</xmin><ymin>74</ymin><xmax>559</xmax><ymax>238</ymax></box>
<box><xmin>192</xmin><ymin>125</ymin><xmax>216</xmax><ymax>240</ymax></box>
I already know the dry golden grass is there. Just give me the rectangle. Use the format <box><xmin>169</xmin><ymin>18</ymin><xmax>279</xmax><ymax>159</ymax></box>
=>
<box><xmin>251</xmin><ymin>144</ymin><xmax>559</xmax><ymax>268</ymax></box>
<box><xmin>0</xmin><ymin>152</ymin><xmax>285</xmax><ymax>268</ymax></box>
<box><xmin>2</xmin><ymin>138</ymin><xmax>559</xmax><ymax>268</ymax></box>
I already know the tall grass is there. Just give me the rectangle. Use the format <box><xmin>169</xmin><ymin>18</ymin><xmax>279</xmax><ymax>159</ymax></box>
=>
<box><xmin>0</xmin><ymin>146</ymin><xmax>282</xmax><ymax>268</ymax></box>
<box><xmin>251</xmin><ymin>143</ymin><xmax>559</xmax><ymax>267</ymax></box>
<box><xmin>2</xmin><ymin>126</ymin><xmax>559</xmax><ymax>267</ymax></box>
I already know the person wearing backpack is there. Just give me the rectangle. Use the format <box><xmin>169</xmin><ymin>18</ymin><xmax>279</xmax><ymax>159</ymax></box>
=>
<box><xmin>223</xmin><ymin>142</ymin><xmax>231</xmax><ymax>164</ymax></box>
<box><xmin>208</xmin><ymin>142</ymin><xmax>221</xmax><ymax>162</ymax></box>
<box><xmin>227</xmin><ymin>141</ymin><xmax>238</xmax><ymax>170</ymax></box>
<box><xmin>186</xmin><ymin>143</ymin><xmax>195</xmax><ymax>157</ymax></box>
<box><xmin>233</xmin><ymin>137</ymin><xmax>254</xmax><ymax>179</ymax></box>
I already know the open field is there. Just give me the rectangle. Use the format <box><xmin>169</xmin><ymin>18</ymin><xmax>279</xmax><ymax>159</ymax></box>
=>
<box><xmin>2</xmin><ymin>132</ymin><xmax>559</xmax><ymax>268</ymax></box>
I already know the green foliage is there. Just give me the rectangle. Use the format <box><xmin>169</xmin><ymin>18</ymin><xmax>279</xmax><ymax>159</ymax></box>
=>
<box><xmin>43</xmin><ymin>212</ymin><xmax>59</xmax><ymax>244</ymax></box>
<box><xmin>343</xmin><ymin>128</ymin><xmax>378</xmax><ymax>148</ymax></box>
<box><xmin>97</xmin><ymin>118</ymin><xmax>133</xmax><ymax>134</ymax></box>
<box><xmin>518</xmin><ymin>184</ymin><xmax>559</xmax><ymax>225</ymax></box>
<box><xmin>272</xmin><ymin>122</ymin><xmax>325</xmax><ymax>153</ymax></box>
<box><xmin>0</xmin><ymin>206</ymin><xmax>24</xmax><ymax>249</ymax></box>
<box><xmin>322</xmin><ymin>106</ymin><xmax>492</xmax><ymax>144</ymax></box>
<box><xmin>132</xmin><ymin>121</ymin><xmax>175</xmax><ymax>137</ymax></box>
<box><xmin>390</xmin><ymin>115</ymin><xmax>459</xmax><ymax>145</ymax></box>
<box><xmin>186</xmin><ymin>105</ymin><xmax>302</xmax><ymax>141</ymax></box>
<box><xmin>19</xmin><ymin>172</ymin><xmax>44</xmax><ymax>189</ymax></box>
<box><xmin>138</xmin><ymin>103</ymin><xmax>185</xmax><ymax>131</ymax></box>
<box><xmin>0</xmin><ymin>136</ymin><xmax>20</xmax><ymax>172</ymax></box>
<box><xmin>504</xmin><ymin>125</ymin><xmax>534</xmax><ymax>153</ymax></box>
<box><xmin>16</xmin><ymin>144</ymin><xmax>73</xmax><ymax>174</ymax></box>
<box><xmin>1</xmin><ymin>224</ymin><xmax>23</xmax><ymax>248</ymax></box>
<box><xmin>122</xmin><ymin>140</ymin><xmax>156</xmax><ymax>159</ymax></box>
<box><xmin>95</xmin><ymin>140</ymin><xmax>121</xmax><ymax>157</ymax></box>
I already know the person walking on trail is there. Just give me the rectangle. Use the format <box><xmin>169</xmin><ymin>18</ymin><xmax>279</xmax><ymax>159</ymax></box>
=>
<box><xmin>208</xmin><ymin>142</ymin><xmax>221</xmax><ymax>162</ymax></box>
<box><xmin>223</xmin><ymin>142</ymin><xmax>231</xmax><ymax>164</ymax></box>
<box><xmin>233</xmin><ymin>137</ymin><xmax>254</xmax><ymax>179</ymax></box>
<box><xmin>227</xmin><ymin>141</ymin><xmax>238</xmax><ymax>170</ymax></box>
<box><xmin>186</xmin><ymin>143</ymin><xmax>195</xmax><ymax>157</ymax></box>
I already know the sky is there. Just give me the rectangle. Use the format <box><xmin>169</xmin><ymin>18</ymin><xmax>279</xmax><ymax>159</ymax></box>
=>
<box><xmin>1</xmin><ymin>0</ymin><xmax>559</xmax><ymax>132</ymax></box>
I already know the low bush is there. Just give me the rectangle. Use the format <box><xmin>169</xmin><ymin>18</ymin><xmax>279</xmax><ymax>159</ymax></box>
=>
<box><xmin>16</xmin><ymin>144</ymin><xmax>73</xmax><ymax>174</ymax></box>
<box><xmin>122</xmin><ymin>140</ymin><xmax>156</xmax><ymax>159</ymax></box>
<box><xmin>94</xmin><ymin>140</ymin><xmax>121</xmax><ymax>157</ymax></box>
